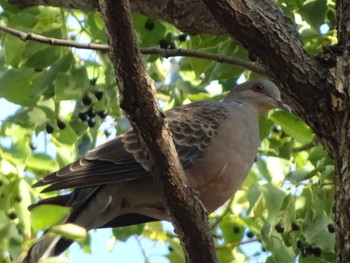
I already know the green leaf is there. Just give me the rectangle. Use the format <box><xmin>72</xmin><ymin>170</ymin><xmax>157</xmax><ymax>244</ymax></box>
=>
<box><xmin>38</xmin><ymin>257</ymin><xmax>71</xmax><ymax>263</ymax></box>
<box><xmin>50</xmin><ymin>223</ymin><xmax>87</xmax><ymax>241</ymax></box>
<box><xmin>2</xmin><ymin>34</ymin><xmax>26</xmax><ymax>67</ymax></box>
<box><xmin>259</xmin><ymin>116</ymin><xmax>274</xmax><ymax>140</ymax></box>
<box><xmin>32</xmin><ymin>54</ymin><xmax>75</xmax><ymax>98</ymax></box>
<box><xmin>247</xmin><ymin>183</ymin><xmax>286</xmax><ymax>221</ymax></box>
<box><xmin>269</xmin><ymin>110</ymin><xmax>314</xmax><ymax>143</ymax></box>
<box><xmin>299</xmin><ymin>0</ymin><xmax>327</xmax><ymax>30</ymax></box>
<box><xmin>26</xmin><ymin>153</ymin><xmax>59</xmax><ymax>171</ymax></box>
<box><xmin>54</xmin><ymin>67</ymin><xmax>89</xmax><ymax>100</ymax></box>
<box><xmin>13</xmin><ymin>179</ymin><xmax>32</xmax><ymax>236</ymax></box>
<box><xmin>6</xmin><ymin>107</ymin><xmax>47</xmax><ymax>129</ymax></box>
<box><xmin>0</xmin><ymin>211</ymin><xmax>11</xmax><ymax>237</ymax></box>
<box><xmin>20</xmin><ymin>28</ymin><xmax>65</xmax><ymax>68</ymax></box>
<box><xmin>304</xmin><ymin>214</ymin><xmax>334</xmax><ymax>252</ymax></box>
<box><xmin>31</xmin><ymin>205</ymin><xmax>70</xmax><ymax>232</ymax></box>
<box><xmin>133</xmin><ymin>14</ymin><xmax>167</xmax><ymax>47</ymax></box>
<box><xmin>0</xmin><ymin>68</ymin><xmax>43</xmax><ymax>106</ymax></box>
<box><xmin>112</xmin><ymin>224</ymin><xmax>145</xmax><ymax>242</ymax></box>
<box><xmin>218</xmin><ymin>219</ymin><xmax>244</xmax><ymax>243</ymax></box>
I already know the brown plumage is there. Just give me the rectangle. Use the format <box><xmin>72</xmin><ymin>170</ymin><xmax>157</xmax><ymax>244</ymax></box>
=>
<box><xmin>25</xmin><ymin>79</ymin><xmax>290</xmax><ymax>263</ymax></box>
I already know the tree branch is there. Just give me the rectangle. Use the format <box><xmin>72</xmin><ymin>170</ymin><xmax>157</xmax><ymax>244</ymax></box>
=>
<box><xmin>98</xmin><ymin>0</ymin><xmax>218</xmax><ymax>262</ymax></box>
<box><xmin>333</xmin><ymin>1</ymin><xmax>350</xmax><ymax>261</ymax></box>
<box><xmin>336</xmin><ymin>0</ymin><xmax>350</xmax><ymax>49</ymax></box>
<box><xmin>8</xmin><ymin>0</ymin><xmax>224</xmax><ymax>35</ymax></box>
<box><xmin>0</xmin><ymin>24</ymin><xmax>265</xmax><ymax>75</ymax></box>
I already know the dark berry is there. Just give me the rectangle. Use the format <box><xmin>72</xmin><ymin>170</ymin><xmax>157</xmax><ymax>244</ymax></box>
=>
<box><xmin>169</xmin><ymin>42</ymin><xmax>176</xmax><ymax>49</ymax></box>
<box><xmin>305</xmin><ymin>245</ymin><xmax>313</xmax><ymax>255</ymax></box>
<box><xmin>78</xmin><ymin>112</ymin><xmax>88</xmax><ymax>121</ymax></box>
<box><xmin>291</xmin><ymin>222</ymin><xmax>300</xmax><ymax>231</ymax></box>
<box><xmin>248</xmin><ymin>52</ymin><xmax>257</xmax><ymax>62</ymax></box>
<box><xmin>90</xmin><ymin>78</ymin><xmax>97</xmax><ymax>85</ymax></box>
<box><xmin>94</xmin><ymin>91</ymin><xmax>103</xmax><ymax>100</ymax></box>
<box><xmin>86</xmin><ymin>108</ymin><xmax>96</xmax><ymax>118</ymax></box>
<box><xmin>246</xmin><ymin>231</ymin><xmax>255</xmax><ymax>238</ymax></box>
<box><xmin>82</xmin><ymin>96</ymin><xmax>92</xmax><ymax>105</ymax></box>
<box><xmin>87</xmin><ymin>118</ymin><xmax>96</xmax><ymax>128</ymax></box>
<box><xmin>104</xmin><ymin>129</ymin><xmax>112</xmax><ymax>137</ymax></box>
<box><xmin>178</xmin><ymin>34</ymin><xmax>188</xmax><ymax>41</ymax></box>
<box><xmin>327</xmin><ymin>224</ymin><xmax>335</xmax><ymax>233</ymax></box>
<box><xmin>45</xmin><ymin>124</ymin><xmax>54</xmax><ymax>134</ymax></box>
<box><xmin>159</xmin><ymin>39</ymin><xmax>170</xmax><ymax>49</ymax></box>
<box><xmin>301</xmin><ymin>248</ymin><xmax>307</xmax><ymax>257</ymax></box>
<box><xmin>272</xmin><ymin>125</ymin><xmax>281</xmax><ymax>133</ymax></box>
<box><xmin>296</xmin><ymin>240</ymin><xmax>303</xmax><ymax>249</ymax></box>
<box><xmin>232</xmin><ymin>226</ymin><xmax>240</xmax><ymax>234</ymax></box>
<box><xmin>313</xmin><ymin>247</ymin><xmax>321</xmax><ymax>257</ymax></box>
<box><xmin>97</xmin><ymin>111</ymin><xmax>107</xmax><ymax>119</ymax></box>
<box><xmin>144</xmin><ymin>20</ymin><xmax>155</xmax><ymax>30</ymax></box>
<box><xmin>29</xmin><ymin>142</ymin><xmax>37</xmax><ymax>150</ymax></box>
<box><xmin>274</xmin><ymin>223</ymin><xmax>285</xmax><ymax>233</ymax></box>
<box><xmin>57</xmin><ymin>119</ymin><xmax>66</xmax><ymax>130</ymax></box>
<box><xmin>8</xmin><ymin>212</ymin><xmax>17</xmax><ymax>220</ymax></box>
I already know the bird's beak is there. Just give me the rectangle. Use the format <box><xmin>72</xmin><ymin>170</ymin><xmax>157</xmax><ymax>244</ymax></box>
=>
<box><xmin>274</xmin><ymin>100</ymin><xmax>291</xmax><ymax>112</ymax></box>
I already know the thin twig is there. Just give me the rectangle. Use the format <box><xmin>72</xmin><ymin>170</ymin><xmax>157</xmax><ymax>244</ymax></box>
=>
<box><xmin>210</xmin><ymin>197</ymin><xmax>234</xmax><ymax>229</ymax></box>
<box><xmin>292</xmin><ymin>141</ymin><xmax>316</xmax><ymax>153</ymax></box>
<box><xmin>134</xmin><ymin>236</ymin><xmax>150</xmax><ymax>263</ymax></box>
<box><xmin>0</xmin><ymin>24</ymin><xmax>266</xmax><ymax>75</ymax></box>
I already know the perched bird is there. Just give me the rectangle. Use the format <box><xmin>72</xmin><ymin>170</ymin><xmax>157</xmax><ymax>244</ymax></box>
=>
<box><xmin>25</xmin><ymin>79</ymin><xmax>290</xmax><ymax>263</ymax></box>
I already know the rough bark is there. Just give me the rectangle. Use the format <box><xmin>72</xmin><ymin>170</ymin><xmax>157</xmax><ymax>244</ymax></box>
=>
<box><xmin>333</xmin><ymin>0</ymin><xmax>350</xmax><ymax>261</ymax></box>
<box><xmin>97</xmin><ymin>0</ymin><xmax>217</xmax><ymax>262</ymax></box>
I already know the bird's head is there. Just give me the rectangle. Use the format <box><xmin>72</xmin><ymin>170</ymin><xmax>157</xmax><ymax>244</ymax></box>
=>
<box><xmin>225</xmin><ymin>79</ymin><xmax>291</xmax><ymax>115</ymax></box>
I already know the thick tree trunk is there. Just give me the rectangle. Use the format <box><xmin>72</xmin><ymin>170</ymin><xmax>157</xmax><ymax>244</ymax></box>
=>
<box><xmin>333</xmin><ymin>0</ymin><xmax>350</xmax><ymax>260</ymax></box>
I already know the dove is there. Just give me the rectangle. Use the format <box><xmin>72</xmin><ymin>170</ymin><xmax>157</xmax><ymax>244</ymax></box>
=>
<box><xmin>25</xmin><ymin>79</ymin><xmax>290</xmax><ymax>263</ymax></box>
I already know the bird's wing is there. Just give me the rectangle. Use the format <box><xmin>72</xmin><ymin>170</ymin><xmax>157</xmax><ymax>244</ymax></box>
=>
<box><xmin>34</xmin><ymin>100</ymin><xmax>230</xmax><ymax>193</ymax></box>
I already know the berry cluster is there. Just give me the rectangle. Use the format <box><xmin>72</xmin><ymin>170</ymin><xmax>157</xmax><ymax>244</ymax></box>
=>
<box><xmin>78</xmin><ymin>91</ymin><xmax>107</xmax><ymax>128</ymax></box>
<box><xmin>297</xmin><ymin>240</ymin><xmax>322</xmax><ymax>257</ymax></box>
<box><xmin>45</xmin><ymin>118</ymin><xmax>66</xmax><ymax>134</ymax></box>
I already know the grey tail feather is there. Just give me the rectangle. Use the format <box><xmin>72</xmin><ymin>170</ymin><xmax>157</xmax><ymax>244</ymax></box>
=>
<box><xmin>25</xmin><ymin>187</ymin><xmax>101</xmax><ymax>263</ymax></box>
<box><xmin>24</xmin><ymin>235</ymin><xmax>71</xmax><ymax>263</ymax></box>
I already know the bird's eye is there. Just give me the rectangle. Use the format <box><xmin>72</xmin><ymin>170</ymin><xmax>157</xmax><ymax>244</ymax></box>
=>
<box><xmin>253</xmin><ymin>83</ymin><xmax>264</xmax><ymax>93</ymax></box>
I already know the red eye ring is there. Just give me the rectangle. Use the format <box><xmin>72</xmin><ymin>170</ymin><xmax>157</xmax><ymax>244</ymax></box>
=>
<box><xmin>253</xmin><ymin>83</ymin><xmax>264</xmax><ymax>93</ymax></box>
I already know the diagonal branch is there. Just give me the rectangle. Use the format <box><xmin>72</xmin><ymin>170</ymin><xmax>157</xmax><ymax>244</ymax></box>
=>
<box><xmin>0</xmin><ymin>24</ymin><xmax>265</xmax><ymax>75</ymax></box>
<box><xmin>98</xmin><ymin>0</ymin><xmax>218</xmax><ymax>262</ymax></box>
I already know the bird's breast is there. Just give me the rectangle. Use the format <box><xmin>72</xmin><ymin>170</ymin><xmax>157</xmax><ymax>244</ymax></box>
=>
<box><xmin>186</xmin><ymin>109</ymin><xmax>259</xmax><ymax>213</ymax></box>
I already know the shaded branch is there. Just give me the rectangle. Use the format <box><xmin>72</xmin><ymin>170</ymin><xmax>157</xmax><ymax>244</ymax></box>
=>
<box><xmin>98</xmin><ymin>0</ymin><xmax>218</xmax><ymax>262</ymax></box>
<box><xmin>0</xmin><ymin>24</ymin><xmax>265</xmax><ymax>75</ymax></box>
<box><xmin>336</xmin><ymin>0</ymin><xmax>350</xmax><ymax>49</ymax></box>
<box><xmin>8</xmin><ymin>0</ymin><xmax>224</xmax><ymax>35</ymax></box>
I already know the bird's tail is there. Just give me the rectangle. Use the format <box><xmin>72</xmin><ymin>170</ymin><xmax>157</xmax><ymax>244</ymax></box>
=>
<box><xmin>24</xmin><ymin>235</ymin><xmax>73</xmax><ymax>263</ymax></box>
<box><xmin>24</xmin><ymin>187</ymin><xmax>101</xmax><ymax>263</ymax></box>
